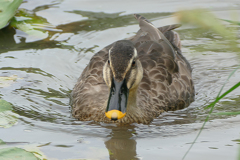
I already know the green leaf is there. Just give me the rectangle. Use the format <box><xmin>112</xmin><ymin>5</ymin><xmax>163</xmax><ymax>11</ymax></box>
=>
<box><xmin>10</xmin><ymin>9</ymin><xmax>49</xmax><ymax>40</ymax></box>
<box><xmin>0</xmin><ymin>147</ymin><xmax>39</xmax><ymax>160</ymax></box>
<box><xmin>220</xmin><ymin>19</ymin><xmax>240</xmax><ymax>26</ymax></box>
<box><xmin>13</xmin><ymin>20</ymin><xmax>48</xmax><ymax>40</ymax></box>
<box><xmin>213</xmin><ymin>112</ymin><xmax>240</xmax><ymax>115</ymax></box>
<box><xmin>182</xmin><ymin>65</ymin><xmax>240</xmax><ymax>160</ymax></box>
<box><xmin>0</xmin><ymin>99</ymin><xmax>18</xmax><ymax>128</ymax></box>
<box><xmin>0</xmin><ymin>99</ymin><xmax>13</xmax><ymax>112</ymax></box>
<box><xmin>205</xmin><ymin>65</ymin><xmax>240</xmax><ymax>110</ymax></box>
<box><xmin>0</xmin><ymin>0</ymin><xmax>23</xmax><ymax>29</ymax></box>
<box><xmin>0</xmin><ymin>111</ymin><xmax>18</xmax><ymax>128</ymax></box>
<box><xmin>204</xmin><ymin>81</ymin><xmax>240</xmax><ymax>110</ymax></box>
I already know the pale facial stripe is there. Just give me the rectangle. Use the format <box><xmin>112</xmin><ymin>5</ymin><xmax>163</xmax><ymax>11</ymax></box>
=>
<box><xmin>133</xmin><ymin>48</ymin><xmax>137</xmax><ymax>58</ymax></box>
<box><xmin>120</xmin><ymin>47</ymin><xmax>137</xmax><ymax>79</ymax></box>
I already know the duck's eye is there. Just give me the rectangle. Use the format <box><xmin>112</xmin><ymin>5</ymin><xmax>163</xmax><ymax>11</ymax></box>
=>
<box><xmin>108</xmin><ymin>60</ymin><xmax>110</xmax><ymax>65</ymax></box>
<box><xmin>132</xmin><ymin>61</ymin><xmax>135</xmax><ymax>67</ymax></box>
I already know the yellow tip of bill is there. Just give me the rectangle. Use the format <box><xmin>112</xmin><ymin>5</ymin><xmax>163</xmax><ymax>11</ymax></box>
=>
<box><xmin>105</xmin><ymin>110</ymin><xmax>126</xmax><ymax>120</ymax></box>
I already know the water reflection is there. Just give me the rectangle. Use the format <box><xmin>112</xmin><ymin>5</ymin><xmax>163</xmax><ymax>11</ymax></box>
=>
<box><xmin>104</xmin><ymin>125</ymin><xmax>138</xmax><ymax>160</ymax></box>
<box><xmin>58</xmin><ymin>11</ymin><xmax>171</xmax><ymax>32</ymax></box>
<box><xmin>0</xmin><ymin>26</ymin><xmax>17</xmax><ymax>53</ymax></box>
<box><xmin>0</xmin><ymin>25</ymin><xmax>70</xmax><ymax>54</ymax></box>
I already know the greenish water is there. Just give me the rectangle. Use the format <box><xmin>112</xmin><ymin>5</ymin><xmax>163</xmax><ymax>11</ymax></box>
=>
<box><xmin>0</xmin><ymin>0</ymin><xmax>240</xmax><ymax>159</ymax></box>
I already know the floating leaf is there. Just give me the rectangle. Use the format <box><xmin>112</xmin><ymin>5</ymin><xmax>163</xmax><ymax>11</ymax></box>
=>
<box><xmin>0</xmin><ymin>0</ymin><xmax>23</xmax><ymax>29</ymax></box>
<box><xmin>0</xmin><ymin>99</ymin><xmax>13</xmax><ymax>112</ymax></box>
<box><xmin>0</xmin><ymin>147</ymin><xmax>39</xmax><ymax>160</ymax></box>
<box><xmin>9</xmin><ymin>9</ymin><xmax>52</xmax><ymax>41</ymax></box>
<box><xmin>0</xmin><ymin>111</ymin><xmax>18</xmax><ymax>128</ymax></box>
<box><xmin>0</xmin><ymin>141</ymin><xmax>48</xmax><ymax>159</ymax></box>
<box><xmin>14</xmin><ymin>21</ymin><xmax>48</xmax><ymax>40</ymax></box>
<box><xmin>0</xmin><ymin>99</ymin><xmax>18</xmax><ymax>128</ymax></box>
<box><xmin>23</xmin><ymin>145</ymin><xmax>48</xmax><ymax>160</ymax></box>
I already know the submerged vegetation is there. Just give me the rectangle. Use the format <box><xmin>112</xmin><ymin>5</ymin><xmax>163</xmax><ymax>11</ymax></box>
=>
<box><xmin>176</xmin><ymin>9</ymin><xmax>240</xmax><ymax>160</ymax></box>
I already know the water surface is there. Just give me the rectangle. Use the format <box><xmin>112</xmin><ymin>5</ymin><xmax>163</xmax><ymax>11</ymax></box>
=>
<box><xmin>0</xmin><ymin>0</ymin><xmax>240</xmax><ymax>159</ymax></box>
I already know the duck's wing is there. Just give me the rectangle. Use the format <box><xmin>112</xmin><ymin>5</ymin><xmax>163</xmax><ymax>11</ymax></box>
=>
<box><xmin>70</xmin><ymin>47</ymin><xmax>110</xmax><ymax>121</ymax></box>
<box><xmin>128</xmin><ymin>21</ymin><xmax>181</xmax><ymax>48</ymax></box>
<box><xmin>132</xmin><ymin>14</ymin><xmax>195</xmax><ymax>118</ymax></box>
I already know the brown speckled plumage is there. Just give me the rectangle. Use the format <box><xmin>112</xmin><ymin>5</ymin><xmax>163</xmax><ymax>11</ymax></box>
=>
<box><xmin>70</xmin><ymin>14</ymin><xmax>195</xmax><ymax>124</ymax></box>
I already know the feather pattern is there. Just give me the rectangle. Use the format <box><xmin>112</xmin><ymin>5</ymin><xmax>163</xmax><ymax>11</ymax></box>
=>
<box><xmin>70</xmin><ymin>14</ymin><xmax>195</xmax><ymax>124</ymax></box>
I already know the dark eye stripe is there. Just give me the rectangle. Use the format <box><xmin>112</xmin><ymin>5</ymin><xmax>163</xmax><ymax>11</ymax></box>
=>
<box><xmin>132</xmin><ymin>61</ymin><xmax>135</xmax><ymax>67</ymax></box>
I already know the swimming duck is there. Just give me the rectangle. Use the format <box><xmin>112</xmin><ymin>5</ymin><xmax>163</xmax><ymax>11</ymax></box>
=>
<box><xmin>71</xmin><ymin>14</ymin><xmax>195</xmax><ymax>124</ymax></box>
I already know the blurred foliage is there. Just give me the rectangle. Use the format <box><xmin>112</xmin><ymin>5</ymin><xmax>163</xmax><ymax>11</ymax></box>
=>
<box><xmin>220</xmin><ymin>19</ymin><xmax>240</xmax><ymax>25</ymax></box>
<box><xmin>176</xmin><ymin>9</ymin><xmax>239</xmax><ymax>52</ymax></box>
<box><xmin>177</xmin><ymin>9</ymin><xmax>240</xmax><ymax>160</ymax></box>
<box><xmin>213</xmin><ymin>111</ymin><xmax>240</xmax><ymax>115</ymax></box>
<box><xmin>176</xmin><ymin>8</ymin><xmax>240</xmax><ymax>118</ymax></box>
<box><xmin>204</xmin><ymin>64</ymin><xmax>240</xmax><ymax>108</ymax></box>
<box><xmin>176</xmin><ymin>9</ymin><xmax>236</xmax><ymax>39</ymax></box>
<box><xmin>0</xmin><ymin>0</ymin><xmax>23</xmax><ymax>29</ymax></box>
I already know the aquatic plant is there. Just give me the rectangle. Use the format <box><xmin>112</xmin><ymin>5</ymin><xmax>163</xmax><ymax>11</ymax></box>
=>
<box><xmin>176</xmin><ymin>9</ymin><xmax>240</xmax><ymax>160</ymax></box>
<box><xmin>0</xmin><ymin>0</ymin><xmax>49</xmax><ymax>40</ymax></box>
<box><xmin>0</xmin><ymin>0</ymin><xmax>23</xmax><ymax>29</ymax></box>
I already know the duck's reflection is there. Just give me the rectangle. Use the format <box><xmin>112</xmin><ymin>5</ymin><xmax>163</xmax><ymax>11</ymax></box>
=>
<box><xmin>104</xmin><ymin>125</ymin><xmax>139</xmax><ymax>160</ymax></box>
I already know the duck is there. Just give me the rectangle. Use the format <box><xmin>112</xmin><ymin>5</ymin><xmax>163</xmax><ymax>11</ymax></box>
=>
<box><xmin>70</xmin><ymin>14</ymin><xmax>195</xmax><ymax>124</ymax></box>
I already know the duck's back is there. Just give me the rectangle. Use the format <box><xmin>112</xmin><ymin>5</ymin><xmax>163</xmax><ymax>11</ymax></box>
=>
<box><xmin>71</xmin><ymin>15</ymin><xmax>195</xmax><ymax>123</ymax></box>
<box><xmin>127</xmin><ymin>15</ymin><xmax>195</xmax><ymax>120</ymax></box>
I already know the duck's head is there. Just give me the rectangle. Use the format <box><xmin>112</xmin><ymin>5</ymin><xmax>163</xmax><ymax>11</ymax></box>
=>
<box><xmin>103</xmin><ymin>40</ymin><xmax>143</xmax><ymax>121</ymax></box>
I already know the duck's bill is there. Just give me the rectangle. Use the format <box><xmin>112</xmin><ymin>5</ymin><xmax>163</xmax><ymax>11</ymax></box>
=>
<box><xmin>105</xmin><ymin>78</ymin><xmax>129</xmax><ymax>121</ymax></box>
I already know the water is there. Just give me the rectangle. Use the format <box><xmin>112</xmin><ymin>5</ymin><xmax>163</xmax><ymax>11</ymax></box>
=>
<box><xmin>0</xmin><ymin>0</ymin><xmax>240</xmax><ymax>159</ymax></box>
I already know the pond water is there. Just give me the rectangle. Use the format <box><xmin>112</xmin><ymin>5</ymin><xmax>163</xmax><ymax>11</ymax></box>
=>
<box><xmin>0</xmin><ymin>0</ymin><xmax>240</xmax><ymax>159</ymax></box>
